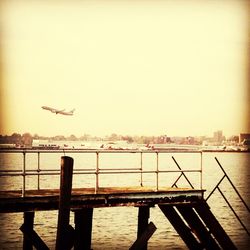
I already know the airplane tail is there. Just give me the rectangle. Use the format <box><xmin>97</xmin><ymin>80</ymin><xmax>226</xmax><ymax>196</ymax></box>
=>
<box><xmin>70</xmin><ymin>109</ymin><xmax>75</xmax><ymax>114</ymax></box>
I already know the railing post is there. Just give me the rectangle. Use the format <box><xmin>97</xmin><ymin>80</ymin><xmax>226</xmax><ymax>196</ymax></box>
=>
<box><xmin>200</xmin><ymin>151</ymin><xmax>203</xmax><ymax>190</ymax></box>
<box><xmin>156</xmin><ymin>151</ymin><xmax>159</xmax><ymax>191</ymax></box>
<box><xmin>22</xmin><ymin>151</ymin><xmax>26</xmax><ymax>197</ymax></box>
<box><xmin>37</xmin><ymin>152</ymin><xmax>40</xmax><ymax>190</ymax></box>
<box><xmin>140</xmin><ymin>152</ymin><xmax>143</xmax><ymax>187</ymax></box>
<box><xmin>95</xmin><ymin>152</ymin><xmax>99</xmax><ymax>194</ymax></box>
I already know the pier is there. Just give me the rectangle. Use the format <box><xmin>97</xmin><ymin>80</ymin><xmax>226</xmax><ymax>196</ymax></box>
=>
<box><xmin>0</xmin><ymin>149</ymin><xmax>248</xmax><ymax>249</ymax></box>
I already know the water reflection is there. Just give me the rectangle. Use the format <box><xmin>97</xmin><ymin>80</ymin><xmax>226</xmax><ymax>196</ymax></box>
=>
<box><xmin>0</xmin><ymin>152</ymin><xmax>249</xmax><ymax>249</ymax></box>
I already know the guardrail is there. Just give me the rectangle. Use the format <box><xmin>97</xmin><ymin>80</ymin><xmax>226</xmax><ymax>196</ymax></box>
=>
<box><xmin>0</xmin><ymin>149</ymin><xmax>203</xmax><ymax>197</ymax></box>
<box><xmin>206</xmin><ymin>157</ymin><xmax>250</xmax><ymax>237</ymax></box>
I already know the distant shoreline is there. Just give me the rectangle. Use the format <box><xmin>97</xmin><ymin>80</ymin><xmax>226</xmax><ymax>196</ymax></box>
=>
<box><xmin>0</xmin><ymin>146</ymin><xmax>249</xmax><ymax>153</ymax></box>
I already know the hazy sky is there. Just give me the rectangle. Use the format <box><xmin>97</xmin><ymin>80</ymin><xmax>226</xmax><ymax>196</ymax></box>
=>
<box><xmin>0</xmin><ymin>0</ymin><xmax>249</xmax><ymax>137</ymax></box>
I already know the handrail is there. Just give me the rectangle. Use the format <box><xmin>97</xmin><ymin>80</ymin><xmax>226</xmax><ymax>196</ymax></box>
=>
<box><xmin>0</xmin><ymin>169</ymin><xmax>200</xmax><ymax>176</ymax></box>
<box><xmin>0</xmin><ymin>149</ymin><xmax>203</xmax><ymax>197</ymax></box>
<box><xmin>0</xmin><ymin>148</ymin><xmax>204</xmax><ymax>154</ymax></box>
<box><xmin>206</xmin><ymin>157</ymin><xmax>250</xmax><ymax>237</ymax></box>
<box><xmin>171</xmin><ymin>156</ymin><xmax>195</xmax><ymax>189</ymax></box>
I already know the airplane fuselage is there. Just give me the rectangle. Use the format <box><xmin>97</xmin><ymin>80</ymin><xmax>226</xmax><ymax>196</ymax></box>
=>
<box><xmin>41</xmin><ymin>106</ymin><xmax>75</xmax><ymax>116</ymax></box>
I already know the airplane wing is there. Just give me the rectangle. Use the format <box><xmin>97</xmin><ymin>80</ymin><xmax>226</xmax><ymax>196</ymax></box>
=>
<box><xmin>57</xmin><ymin>109</ymin><xmax>75</xmax><ymax>115</ymax></box>
<box><xmin>55</xmin><ymin>109</ymin><xmax>65</xmax><ymax>114</ymax></box>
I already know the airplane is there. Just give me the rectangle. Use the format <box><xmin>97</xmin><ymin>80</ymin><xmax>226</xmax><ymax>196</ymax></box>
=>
<box><xmin>41</xmin><ymin>106</ymin><xmax>75</xmax><ymax>116</ymax></box>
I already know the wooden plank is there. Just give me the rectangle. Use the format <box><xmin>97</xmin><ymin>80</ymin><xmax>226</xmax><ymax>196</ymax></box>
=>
<box><xmin>0</xmin><ymin>188</ymin><xmax>204</xmax><ymax>213</ymax></box>
<box><xmin>176</xmin><ymin>205</ymin><xmax>220</xmax><ymax>250</ymax></box>
<box><xmin>194</xmin><ymin>202</ymin><xmax>237</xmax><ymax>250</ymax></box>
<box><xmin>0</xmin><ymin>187</ymin><xmax>204</xmax><ymax>198</ymax></box>
<box><xmin>159</xmin><ymin>205</ymin><xmax>203</xmax><ymax>250</ymax></box>
<box><xmin>129</xmin><ymin>222</ymin><xmax>157</xmax><ymax>250</ymax></box>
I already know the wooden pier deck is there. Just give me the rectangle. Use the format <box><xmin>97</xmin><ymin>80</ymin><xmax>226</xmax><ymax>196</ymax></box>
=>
<box><xmin>0</xmin><ymin>186</ymin><xmax>238</xmax><ymax>250</ymax></box>
<box><xmin>0</xmin><ymin>186</ymin><xmax>204</xmax><ymax>213</ymax></box>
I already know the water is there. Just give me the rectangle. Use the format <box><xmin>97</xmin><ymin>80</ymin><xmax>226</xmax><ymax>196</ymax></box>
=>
<box><xmin>0</xmin><ymin>150</ymin><xmax>249</xmax><ymax>249</ymax></box>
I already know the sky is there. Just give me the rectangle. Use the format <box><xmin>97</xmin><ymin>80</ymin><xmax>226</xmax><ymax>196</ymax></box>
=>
<box><xmin>0</xmin><ymin>0</ymin><xmax>249</xmax><ymax>138</ymax></box>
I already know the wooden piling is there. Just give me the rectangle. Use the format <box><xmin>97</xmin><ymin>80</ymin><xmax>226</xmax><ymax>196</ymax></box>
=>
<box><xmin>55</xmin><ymin>156</ymin><xmax>74</xmax><ymax>250</ymax></box>
<box><xmin>21</xmin><ymin>211</ymin><xmax>49</xmax><ymax>250</ymax></box>
<box><xmin>22</xmin><ymin>211</ymin><xmax>35</xmax><ymax>250</ymax></box>
<box><xmin>130</xmin><ymin>222</ymin><xmax>156</xmax><ymax>250</ymax></box>
<box><xmin>137</xmin><ymin>206</ymin><xmax>150</xmax><ymax>250</ymax></box>
<box><xmin>20</xmin><ymin>224</ymin><xmax>49</xmax><ymax>250</ymax></box>
<box><xmin>74</xmin><ymin>208</ymin><xmax>94</xmax><ymax>250</ymax></box>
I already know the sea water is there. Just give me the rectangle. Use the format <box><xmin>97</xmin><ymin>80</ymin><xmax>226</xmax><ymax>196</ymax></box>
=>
<box><xmin>0</xmin><ymin>151</ymin><xmax>249</xmax><ymax>249</ymax></box>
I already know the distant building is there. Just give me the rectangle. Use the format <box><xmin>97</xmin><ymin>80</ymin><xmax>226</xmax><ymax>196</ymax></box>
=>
<box><xmin>186</xmin><ymin>136</ymin><xmax>195</xmax><ymax>144</ymax></box>
<box><xmin>239</xmin><ymin>133</ymin><xmax>250</xmax><ymax>143</ymax></box>
<box><xmin>213</xmin><ymin>130</ymin><xmax>224</xmax><ymax>143</ymax></box>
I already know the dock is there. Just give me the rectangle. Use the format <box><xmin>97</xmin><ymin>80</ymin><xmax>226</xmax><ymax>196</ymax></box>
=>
<box><xmin>0</xmin><ymin>186</ymin><xmax>204</xmax><ymax>212</ymax></box>
<box><xmin>0</xmin><ymin>149</ymin><xmax>248</xmax><ymax>249</ymax></box>
<box><xmin>0</xmin><ymin>185</ymin><xmax>236</xmax><ymax>250</ymax></box>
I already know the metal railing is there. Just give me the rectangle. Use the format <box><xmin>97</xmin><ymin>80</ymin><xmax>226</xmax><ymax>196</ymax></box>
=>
<box><xmin>206</xmin><ymin>157</ymin><xmax>250</xmax><ymax>237</ymax></box>
<box><xmin>0</xmin><ymin>149</ymin><xmax>203</xmax><ymax>197</ymax></box>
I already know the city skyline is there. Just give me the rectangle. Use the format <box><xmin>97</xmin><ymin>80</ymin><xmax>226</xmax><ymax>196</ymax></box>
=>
<box><xmin>0</xmin><ymin>129</ymin><xmax>244</xmax><ymax>141</ymax></box>
<box><xmin>1</xmin><ymin>1</ymin><xmax>249</xmax><ymax>138</ymax></box>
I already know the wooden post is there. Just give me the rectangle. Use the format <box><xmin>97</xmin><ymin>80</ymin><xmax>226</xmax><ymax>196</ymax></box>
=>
<box><xmin>55</xmin><ymin>156</ymin><xmax>74</xmax><ymax>250</ymax></box>
<box><xmin>130</xmin><ymin>222</ymin><xmax>157</xmax><ymax>250</ymax></box>
<box><xmin>137</xmin><ymin>206</ymin><xmax>150</xmax><ymax>250</ymax></box>
<box><xmin>20</xmin><ymin>224</ymin><xmax>49</xmax><ymax>250</ymax></box>
<box><xmin>74</xmin><ymin>208</ymin><xmax>94</xmax><ymax>250</ymax></box>
<box><xmin>23</xmin><ymin>211</ymin><xmax>35</xmax><ymax>250</ymax></box>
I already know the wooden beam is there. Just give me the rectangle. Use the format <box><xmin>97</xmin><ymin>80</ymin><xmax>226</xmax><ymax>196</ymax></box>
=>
<box><xmin>194</xmin><ymin>202</ymin><xmax>237</xmax><ymax>250</ymax></box>
<box><xmin>176</xmin><ymin>205</ymin><xmax>220</xmax><ymax>250</ymax></box>
<box><xmin>130</xmin><ymin>222</ymin><xmax>156</xmax><ymax>250</ymax></box>
<box><xmin>159</xmin><ymin>205</ymin><xmax>203</xmax><ymax>250</ymax></box>
<box><xmin>74</xmin><ymin>208</ymin><xmax>94</xmax><ymax>250</ymax></box>
<box><xmin>0</xmin><ymin>188</ymin><xmax>204</xmax><ymax>213</ymax></box>
<box><xmin>20</xmin><ymin>223</ymin><xmax>49</xmax><ymax>250</ymax></box>
<box><xmin>55</xmin><ymin>156</ymin><xmax>74</xmax><ymax>250</ymax></box>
